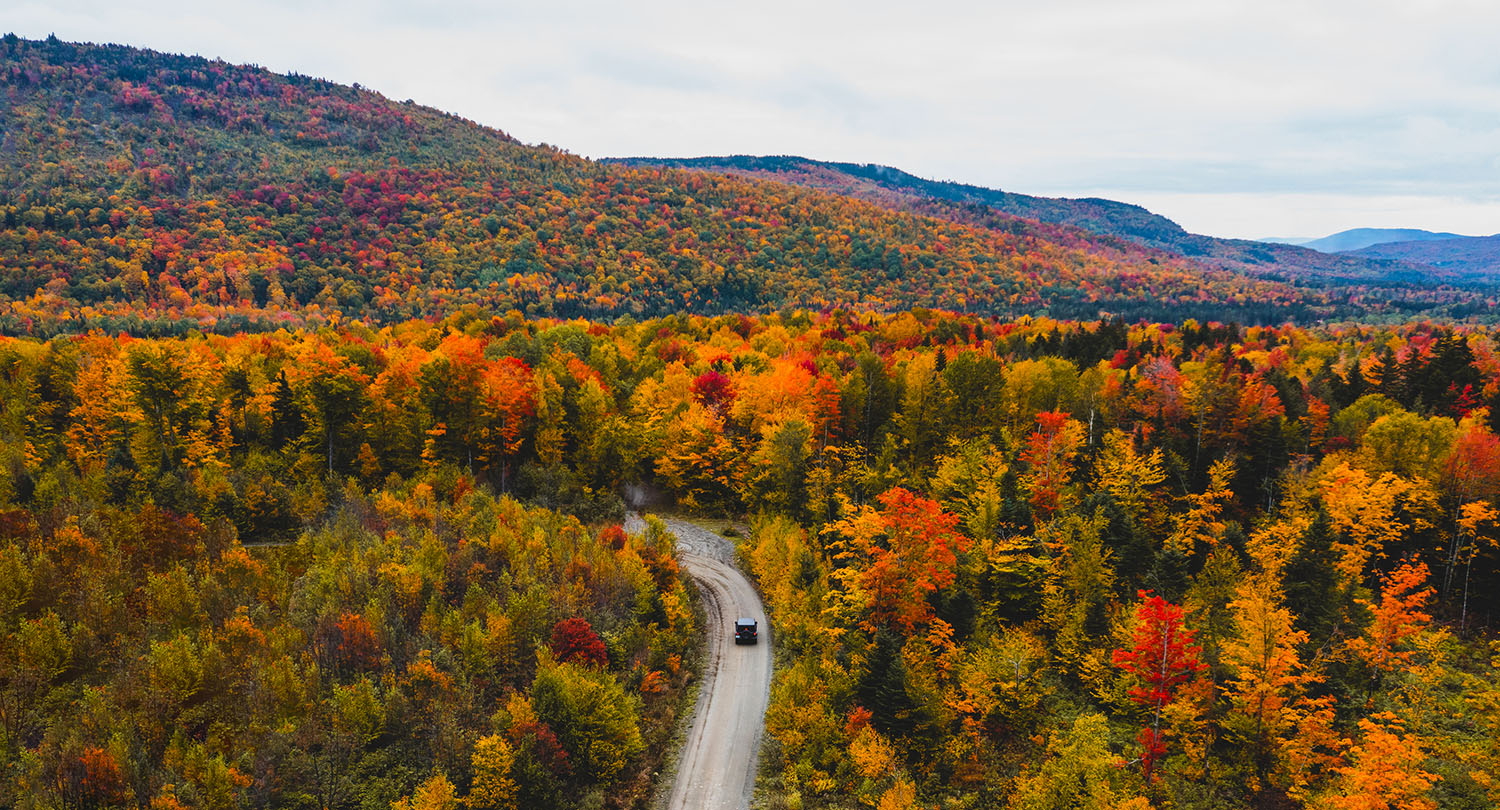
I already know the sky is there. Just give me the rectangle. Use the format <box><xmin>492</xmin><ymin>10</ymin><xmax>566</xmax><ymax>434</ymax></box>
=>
<box><xmin>10</xmin><ymin>0</ymin><xmax>1500</xmax><ymax>240</ymax></box>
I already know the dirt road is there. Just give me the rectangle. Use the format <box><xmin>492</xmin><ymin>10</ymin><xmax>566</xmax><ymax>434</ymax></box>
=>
<box><xmin>626</xmin><ymin>514</ymin><xmax>771</xmax><ymax>810</ymax></box>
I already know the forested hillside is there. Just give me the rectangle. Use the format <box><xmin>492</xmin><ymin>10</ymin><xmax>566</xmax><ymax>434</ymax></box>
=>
<box><xmin>605</xmin><ymin>155</ymin><xmax>1447</xmax><ymax>284</ymax></box>
<box><xmin>1353</xmin><ymin>234</ymin><xmax>1500</xmax><ymax>278</ymax></box>
<box><xmin>1</xmin><ymin>307</ymin><xmax>1499</xmax><ymax>807</ymax></box>
<box><xmin>4</xmin><ymin>33</ymin><xmax>1500</xmax><ymax>810</ymax></box>
<box><xmin>2</xmin><ymin>35</ymin><xmax>1490</xmax><ymax>333</ymax></box>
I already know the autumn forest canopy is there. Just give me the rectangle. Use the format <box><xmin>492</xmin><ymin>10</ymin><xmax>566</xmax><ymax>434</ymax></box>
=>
<box><xmin>1</xmin><ymin>33</ymin><xmax>1499</xmax><ymax>810</ymax></box>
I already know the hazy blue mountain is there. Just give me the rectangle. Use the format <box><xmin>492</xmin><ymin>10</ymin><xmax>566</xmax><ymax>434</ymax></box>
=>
<box><xmin>1303</xmin><ymin>228</ymin><xmax>1467</xmax><ymax>253</ymax></box>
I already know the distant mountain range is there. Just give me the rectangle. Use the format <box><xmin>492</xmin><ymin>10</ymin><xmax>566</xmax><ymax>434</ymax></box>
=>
<box><xmin>604</xmin><ymin>156</ymin><xmax>1435</xmax><ymax>284</ymax></box>
<box><xmin>1353</xmin><ymin>234</ymin><xmax>1500</xmax><ymax>274</ymax></box>
<box><xmin>1298</xmin><ymin>228</ymin><xmax>1469</xmax><ymax>253</ymax></box>
<box><xmin>1265</xmin><ymin>228</ymin><xmax>1499</xmax><ymax>277</ymax></box>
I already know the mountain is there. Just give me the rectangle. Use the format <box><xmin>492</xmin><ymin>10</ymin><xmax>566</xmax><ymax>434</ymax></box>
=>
<box><xmin>0</xmin><ymin>36</ymin><xmax>1358</xmax><ymax>332</ymax></box>
<box><xmin>1352</xmin><ymin>233</ymin><xmax>1500</xmax><ymax>276</ymax></box>
<box><xmin>1302</xmin><ymin>227</ymin><xmax>1468</xmax><ymax>253</ymax></box>
<box><xmin>0</xmin><ymin>36</ymin><xmax>1489</xmax><ymax>334</ymax></box>
<box><xmin>603</xmin><ymin>155</ymin><xmax>1433</xmax><ymax>284</ymax></box>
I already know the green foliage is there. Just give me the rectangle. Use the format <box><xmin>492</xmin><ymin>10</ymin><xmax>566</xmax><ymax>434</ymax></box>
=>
<box><xmin>0</xmin><ymin>478</ymin><xmax>695</xmax><ymax>807</ymax></box>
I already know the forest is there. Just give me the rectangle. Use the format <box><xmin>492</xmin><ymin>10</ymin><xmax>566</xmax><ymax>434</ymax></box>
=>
<box><xmin>2</xmin><ymin>35</ymin><xmax>1495</xmax><ymax>336</ymax></box>
<box><xmin>0</xmin><ymin>307</ymin><xmax>1498</xmax><ymax>808</ymax></box>
<box><xmin>3</xmin><ymin>32</ymin><xmax>1500</xmax><ymax>810</ymax></box>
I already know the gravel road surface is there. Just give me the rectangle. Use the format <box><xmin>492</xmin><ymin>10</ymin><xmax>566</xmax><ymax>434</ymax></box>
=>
<box><xmin>626</xmin><ymin>514</ymin><xmax>771</xmax><ymax>810</ymax></box>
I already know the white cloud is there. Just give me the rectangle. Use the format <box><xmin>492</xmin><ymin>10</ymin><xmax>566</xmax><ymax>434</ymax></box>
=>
<box><xmin>8</xmin><ymin>0</ymin><xmax>1500</xmax><ymax>239</ymax></box>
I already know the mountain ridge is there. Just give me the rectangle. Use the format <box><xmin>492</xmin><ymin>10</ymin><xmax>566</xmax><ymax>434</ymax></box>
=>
<box><xmin>603</xmin><ymin>154</ymin><xmax>1435</xmax><ymax>284</ymax></box>
<box><xmin>1353</xmin><ymin>233</ymin><xmax>1500</xmax><ymax>276</ymax></box>
<box><xmin>0</xmin><ymin>36</ymin><xmax>1349</xmax><ymax>331</ymax></box>
<box><xmin>1303</xmin><ymin>227</ymin><xmax>1469</xmax><ymax>253</ymax></box>
<box><xmin>0</xmin><ymin>35</ymin><xmax>1491</xmax><ymax>332</ymax></box>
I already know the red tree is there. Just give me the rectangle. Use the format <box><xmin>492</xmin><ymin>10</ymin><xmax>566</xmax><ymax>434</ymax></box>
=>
<box><xmin>845</xmin><ymin>488</ymin><xmax>970</xmax><ymax>632</ymax></box>
<box><xmin>54</xmin><ymin>746</ymin><xmax>129</xmax><ymax>808</ymax></box>
<box><xmin>550</xmin><ymin>618</ymin><xmax>608</xmax><ymax>668</ymax></box>
<box><xmin>1111</xmin><ymin>591</ymin><xmax>1205</xmax><ymax>782</ymax></box>
<box><xmin>335</xmin><ymin>612</ymin><xmax>382</xmax><ymax>673</ymax></box>
<box><xmin>690</xmin><ymin>369</ymin><xmax>735</xmax><ymax>410</ymax></box>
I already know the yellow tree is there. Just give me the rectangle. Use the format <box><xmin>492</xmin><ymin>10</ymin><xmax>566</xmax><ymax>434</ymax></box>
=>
<box><xmin>1094</xmin><ymin>429</ymin><xmax>1166</xmax><ymax>525</ymax></box>
<box><xmin>466</xmin><ymin>735</ymin><xmax>517</xmax><ymax>810</ymax></box>
<box><xmin>1221</xmin><ymin>573</ymin><xmax>1337</xmax><ymax>798</ymax></box>
<box><xmin>391</xmin><ymin>773</ymin><xmax>459</xmax><ymax>810</ymax></box>
<box><xmin>1319</xmin><ymin>463</ymin><xmax>1435</xmax><ymax>583</ymax></box>
<box><xmin>1167</xmin><ymin>458</ymin><xmax>1235</xmax><ymax>557</ymax></box>
<box><xmin>1007</xmin><ymin>713</ymin><xmax>1147</xmax><ymax>810</ymax></box>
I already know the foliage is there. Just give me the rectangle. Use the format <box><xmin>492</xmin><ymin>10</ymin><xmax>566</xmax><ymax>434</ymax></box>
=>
<box><xmin>1</xmin><ymin>37</ymin><xmax>1475</xmax><ymax>337</ymax></box>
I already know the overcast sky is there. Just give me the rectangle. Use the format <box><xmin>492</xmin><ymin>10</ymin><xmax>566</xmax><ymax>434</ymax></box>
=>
<box><xmin>11</xmin><ymin>0</ymin><xmax>1500</xmax><ymax>239</ymax></box>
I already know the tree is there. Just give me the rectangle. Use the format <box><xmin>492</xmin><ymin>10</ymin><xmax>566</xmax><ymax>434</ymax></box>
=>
<box><xmin>530</xmin><ymin>657</ymin><xmax>643</xmax><ymax>783</ymax></box>
<box><xmin>1441</xmin><ymin>413</ymin><xmax>1500</xmax><ymax>605</ymax></box>
<box><xmin>828</xmin><ymin>487</ymin><xmax>970</xmax><ymax>632</ymax></box>
<box><xmin>482</xmin><ymin>356</ymin><xmax>535</xmax><ymax>491</ymax></box>
<box><xmin>1112</xmin><ymin>591</ymin><xmax>1205</xmax><ymax>782</ymax></box>
<box><xmin>1021</xmin><ymin>410</ymin><xmax>1085</xmax><ymax>520</ymax></box>
<box><xmin>750</xmin><ymin>417</ymin><xmax>813</xmax><ymax>518</ymax></box>
<box><xmin>549</xmin><ymin>618</ymin><xmax>607</xmax><ymax>669</ymax></box>
<box><xmin>1007</xmin><ymin>714</ymin><xmax>1145</xmax><ymax>810</ymax></box>
<box><xmin>1320</xmin><ymin>463</ymin><xmax>1434</xmax><ymax>583</ymax></box>
<box><xmin>856</xmin><ymin>629</ymin><xmax>918</xmax><ymax>738</ymax></box>
<box><xmin>392</xmin><ymin>772</ymin><xmax>459</xmax><ymax>810</ymax></box>
<box><xmin>1221</xmin><ymin>573</ymin><xmax>1336</xmax><ymax>798</ymax></box>
<box><xmin>467</xmin><ymin>735</ymin><xmax>518</xmax><ymax>810</ymax></box>
<box><xmin>1322</xmin><ymin>714</ymin><xmax>1437</xmax><ymax>810</ymax></box>
<box><xmin>290</xmin><ymin>341</ymin><xmax>370</xmax><ymax>476</ymax></box>
<box><xmin>1094</xmin><ymin>429</ymin><xmax>1166</xmax><ymax>524</ymax></box>
<box><xmin>1346</xmin><ymin>562</ymin><xmax>1433</xmax><ymax>693</ymax></box>
<box><xmin>53</xmin><ymin>746</ymin><xmax>131</xmax><ymax>810</ymax></box>
<box><xmin>1167</xmin><ymin>458</ymin><xmax>1235</xmax><ymax>557</ymax></box>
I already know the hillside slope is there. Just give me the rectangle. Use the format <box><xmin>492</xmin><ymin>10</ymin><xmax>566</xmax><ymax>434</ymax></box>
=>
<box><xmin>1353</xmin><ymin>233</ymin><xmax>1500</xmax><ymax>276</ymax></box>
<box><xmin>0</xmin><ymin>36</ymin><xmax>1480</xmax><ymax>333</ymax></box>
<box><xmin>606</xmin><ymin>155</ymin><xmax>1435</xmax><ymax>284</ymax></box>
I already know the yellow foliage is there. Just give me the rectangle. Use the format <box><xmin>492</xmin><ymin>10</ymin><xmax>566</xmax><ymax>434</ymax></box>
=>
<box><xmin>1095</xmin><ymin>429</ymin><xmax>1167</xmax><ymax>524</ymax></box>
<box><xmin>876</xmin><ymin>777</ymin><xmax>919</xmax><ymax>810</ymax></box>
<box><xmin>466</xmin><ymin>735</ymin><xmax>517</xmax><ymax>810</ymax></box>
<box><xmin>392</xmin><ymin>773</ymin><xmax>458</xmax><ymax>810</ymax></box>
<box><xmin>848</xmin><ymin>725</ymin><xmax>895</xmax><ymax>780</ymax></box>
<box><xmin>1319</xmin><ymin>462</ymin><xmax>1436</xmax><ymax>582</ymax></box>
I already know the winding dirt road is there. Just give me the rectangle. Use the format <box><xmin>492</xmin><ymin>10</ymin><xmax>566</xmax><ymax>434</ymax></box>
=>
<box><xmin>626</xmin><ymin>514</ymin><xmax>771</xmax><ymax>810</ymax></box>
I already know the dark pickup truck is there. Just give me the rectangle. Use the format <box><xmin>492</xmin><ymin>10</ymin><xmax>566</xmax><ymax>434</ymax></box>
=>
<box><xmin>733</xmin><ymin>617</ymin><xmax>758</xmax><ymax>645</ymax></box>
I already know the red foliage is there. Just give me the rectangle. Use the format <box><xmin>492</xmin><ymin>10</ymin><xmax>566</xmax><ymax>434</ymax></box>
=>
<box><xmin>858</xmin><ymin>488</ymin><xmax>970</xmax><ymax>632</ymax></box>
<box><xmin>690</xmin><ymin>369</ymin><xmax>735</xmax><ymax>409</ymax></box>
<box><xmin>55</xmin><ymin>746</ymin><xmax>129</xmax><ymax>808</ymax></box>
<box><xmin>599</xmin><ymin>524</ymin><xmax>628</xmax><ymax>551</ymax></box>
<box><xmin>1020</xmin><ymin>410</ymin><xmax>1080</xmax><ymax>519</ymax></box>
<box><xmin>510</xmin><ymin>719</ymin><xmax>571</xmax><ymax>778</ymax></box>
<box><xmin>334</xmin><ymin>612</ymin><xmax>382</xmax><ymax>672</ymax></box>
<box><xmin>550</xmin><ymin>617</ymin><xmax>608</xmax><ymax>668</ymax></box>
<box><xmin>1111</xmin><ymin>591</ymin><xmax>1205</xmax><ymax>782</ymax></box>
<box><xmin>128</xmin><ymin>505</ymin><xmax>207</xmax><ymax>567</ymax></box>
